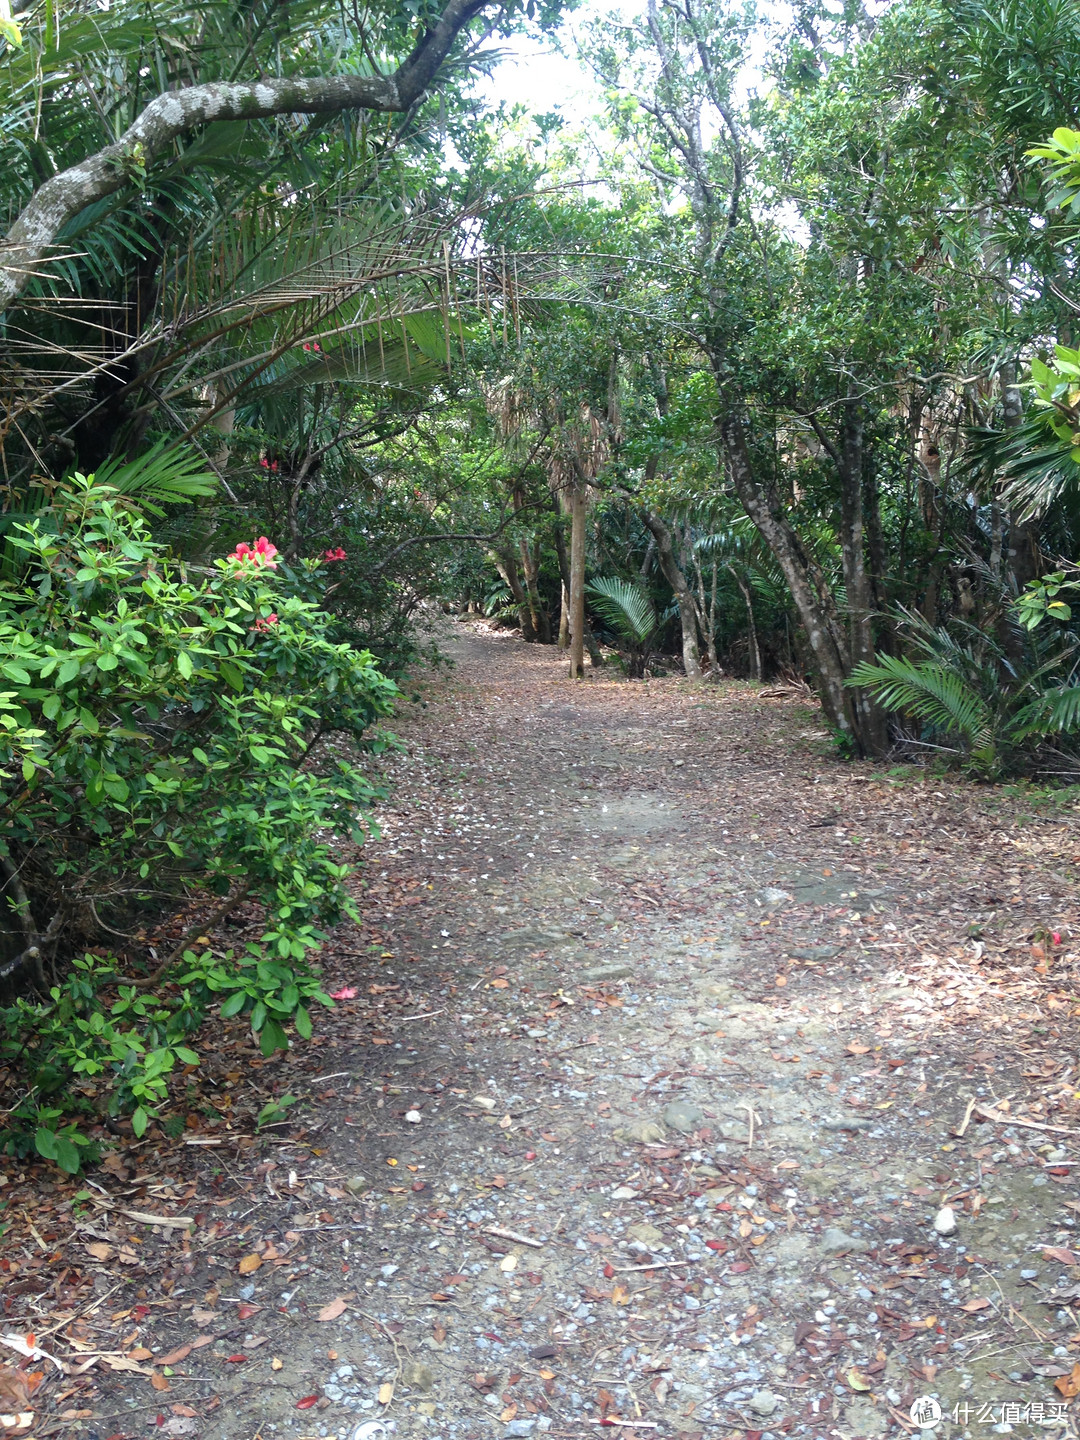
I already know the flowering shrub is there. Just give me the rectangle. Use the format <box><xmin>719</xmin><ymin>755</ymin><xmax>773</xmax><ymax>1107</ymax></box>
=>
<box><xmin>0</xmin><ymin>475</ymin><xmax>398</xmax><ymax>1165</ymax></box>
<box><xmin>323</xmin><ymin>547</ymin><xmax>347</xmax><ymax>562</ymax></box>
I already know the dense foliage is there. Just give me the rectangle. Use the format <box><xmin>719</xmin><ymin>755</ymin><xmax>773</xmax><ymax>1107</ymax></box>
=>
<box><xmin>7</xmin><ymin>0</ymin><xmax>1080</xmax><ymax>1163</ymax></box>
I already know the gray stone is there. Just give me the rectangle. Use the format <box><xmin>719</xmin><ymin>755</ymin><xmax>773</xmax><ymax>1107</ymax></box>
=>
<box><xmin>345</xmin><ymin>1175</ymin><xmax>371</xmax><ymax>1194</ymax></box>
<box><xmin>748</xmin><ymin>1391</ymin><xmax>779</xmax><ymax>1417</ymax></box>
<box><xmin>627</xmin><ymin>1222</ymin><xmax>664</xmax><ymax>1247</ymax></box>
<box><xmin>402</xmin><ymin>1361</ymin><xmax>434</xmax><ymax>1392</ymax></box>
<box><xmin>821</xmin><ymin>1226</ymin><xmax>870</xmax><ymax>1255</ymax></box>
<box><xmin>821</xmin><ymin>1116</ymin><xmax>872</xmax><ymax>1132</ymax></box>
<box><xmin>663</xmin><ymin>1100</ymin><xmax>705</xmax><ymax>1133</ymax></box>
<box><xmin>503</xmin><ymin>1419</ymin><xmax>536</xmax><ymax>1437</ymax></box>
<box><xmin>583</xmin><ymin>962</ymin><xmax>633</xmax><ymax>982</ymax></box>
<box><xmin>615</xmin><ymin>1119</ymin><xmax>667</xmax><ymax>1144</ymax></box>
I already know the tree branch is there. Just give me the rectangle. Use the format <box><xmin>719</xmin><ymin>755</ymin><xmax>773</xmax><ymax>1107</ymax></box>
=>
<box><xmin>0</xmin><ymin>0</ymin><xmax>490</xmax><ymax>312</ymax></box>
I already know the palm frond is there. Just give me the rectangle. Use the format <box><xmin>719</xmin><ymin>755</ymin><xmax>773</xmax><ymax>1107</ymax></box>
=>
<box><xmin>848</xmin><ymin>655</ymin><xmax>995</xmax><ymax>749</ymax></box>
<box><xmin>91</xmin><ymin>441</ymin><xmax>218</xmax><ymax>515</ymax></box>
<box><xmin>587</xmin><ymin>576</ymin><xmax>658</xmax><ymax>645</ymax></box>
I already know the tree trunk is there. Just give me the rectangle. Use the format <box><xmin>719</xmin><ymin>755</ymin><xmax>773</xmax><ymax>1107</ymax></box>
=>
<box><xmin>836</xmin><ymin>401</ymin><xmax>888</xmax><ymax>754</ymax></box>
<box><xmin>1000</xmin><ymin>365</ymin><xmax>1040</xmax><ymax>592</ymax></box>
<box><xmin>568</xmin><ymin>485</ymin><xmax>587</xmax><ymax>679</ymax></box>
<box><xmin>518</xmin><ymin>535</ymin><xmax>551</xmax><ymax>643</ymax></box>
<box><xmin>494</xmin><ymin>551</ymin><xmax>535</xmax><ymax>642</ymax></box>
<box><xmin>557</xmin><ymin>583</ymin><xmax>570</xmax><ymax>648</ymax></box>
<box><xmin>721</xmin><ymin>413</ymin><xmax>861</xmax><ymax>744</ymax></box>
<box><xmin>639</xmin><ymin>507</ymin><xmax>701</xmax><ymax>678</ymax></box>
<box><xmin>730</xmin><ymin>565</ymin><xmax>761</xmax><ymax>680</ymax></box>
<box><xmin>0</xmin><ymin>0</ymin><xmax>490</xmax><ymax>312</ymax></box>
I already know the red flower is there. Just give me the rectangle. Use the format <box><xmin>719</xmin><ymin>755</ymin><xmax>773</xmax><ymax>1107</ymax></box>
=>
<box><xmin>321</xmin><ymin>547</ymin><xmax>347</xmax><ymax>562</ymax></box>
<box><xmin>252</xmin><ymin>612</ymin><xmax>279</xmax><ymax>631</ymax></box>
<box><xmin>227</xmin><ymin>537</ymin><xmax>279</xmax><ymax>569</ymax></box>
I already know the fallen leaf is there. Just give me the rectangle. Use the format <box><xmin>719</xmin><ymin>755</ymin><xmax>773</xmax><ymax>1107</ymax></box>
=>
<box><xmin>1044</xmin><ymin>1246</ymin><xmax>1078</xmax><ymax>1267</ymax></box>
<box><xmin>1056</xmin><ymin>1363</ymin><xmax>1080</xmax><ymax>1400</ymax></box>
<box><xmin>318</xmin><ymin>1298</ymin><xmax>347</xmax><ymax>1323</ymax></box>
<box><xmin>846</xmin><ymin>1042</ymin><xmax>871</xmax><ymax>1056</ymax></box>
<box><xmin>157</xmin><ymin>1345</ymin><xmax>191</xmax><ymax>1367</ymax></box>
<box><xmin>296</xmin><ymin>1395</ymin><xmax>319</xmax><ymax>1410</ymax></box>
<box><xmin>499</xmin><ymin>1255</ymin><xmax>518</xmax><ymax>1274</ymax></box>
<box><xmin>611</xmin><ymin>1284</ymin><xmax>630</xmax><ymax>1305</ymax></box>
<box><xmin>378</xmin><ymin>1381</ymin><xmax>394</xmax><ymax>1405</ymax></box>
<box><xmin>84</xmin><ymin>1242</ymin><xmax>112</xmax><ymax>1262</ymax></box>
<box><xmin>489</xmin><ymin>978</ymin><xmax>510</xmax><ymax>989</ymax></box>
<box><xmin>272</xmin><ymin>1357</ymin><xmax>283</xmax><ymax>1371</ymax></box>
<box><xmin>237</xmin><ymin>1254</ymin><xmax>261</xmax><ymax>1275</ymax></box>
<box><xmin>848</xmin><ymin>1369</ymin><xmax>873</xmax><ymax>1392</ymax></box>
<box><xmin>960</xmin><ymin>1298</ymin><xmax>991</xmax><ymax>1313</ymax></box>
<box><xmin>151</xmin><ymin>1373</ymin><xmax>170</xmax><ymax>1392</ymax></box>
<box><xmin>170</xmin><ymin>1404</ymin><xmax>198</xmax><ymax>1418</ymax></box>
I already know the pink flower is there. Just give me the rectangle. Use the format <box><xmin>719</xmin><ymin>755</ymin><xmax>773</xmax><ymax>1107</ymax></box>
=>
<box><xmin>252</xmin><ymin>612</ymin><xmax>279</xmax><ymax>631</ymax></box>
<box><xmin>329</xmin><ymin>985</ymin><xmax>358</xmax><ymax>1000</ymax></box>
<box><xmin>227</xmin><ymin>537</ymin><xmax>279</xmax><ymax>570</ymax></box>
<box><xmin>1053</xmin><ymin>931</ymin><xmax>1062</xmax><ymax>946</ymax></box>
<box><xmin>322</xmin><ymin>547</ymin><xmax>347</xmax><ymax>562</ymax></box>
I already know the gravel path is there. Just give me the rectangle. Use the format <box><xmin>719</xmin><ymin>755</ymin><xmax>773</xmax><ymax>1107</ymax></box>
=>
<box><xmin>38</xmin><ymin>622</ymin><xmax>1080</xmax><ymax>1440</ymax></box>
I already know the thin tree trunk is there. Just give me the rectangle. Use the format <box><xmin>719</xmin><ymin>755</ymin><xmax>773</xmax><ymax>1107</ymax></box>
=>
<box><xmin>639</xmin><ymin>508</ymin><xmax>701</xmax><ymax>678</ymax></box>
<box><xmin>557</xmin><ymin>583</ymin><xmax>570</xmax><ymax>648</ymax></box>
<box><xmin>518</xmin><ymin>535</ymin><xmax>551</xmax><ymax>643</ymax></box>
<box><xmin>568</xmin><ymin>485</ymin><xmax>586</xmax><ymax>679</ymax></box>
<box><xmin>1000</xmin><ymin>364</ymin><xmax>1040</xmax><ymax>592</ymax></box>
<box><xmin>707</xmin><ymin>557</ymin><xmax>720</xmax><ymax>675</ymax></box>
<box><xmin>494</xmin><ymin>551</ymin><xmax>535</xmax><ymax>642</ymax></box>
<box><xmin>730</xmin><ymin>565</ymin><xmax>761</xmax><ymax>680</ymax></box>
<box><xmin>722</xmin><ymin>413</ymin><xmax>860</xmax><ymax>744</ymax></box>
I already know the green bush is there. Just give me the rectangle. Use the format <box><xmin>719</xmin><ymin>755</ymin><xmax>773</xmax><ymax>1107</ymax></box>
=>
<box><xmin>0</xmin><ymin>473</ymin><xmax>397</xmax><ymax>1165</ymax></box>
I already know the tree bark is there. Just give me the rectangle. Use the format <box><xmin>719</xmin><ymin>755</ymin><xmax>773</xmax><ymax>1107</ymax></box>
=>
<box><xmin>494</xmin><ymin>552</ymin><xmax>535</xmax><ymax>642</ymax></box>
<box><xmin>0</xmin><ymin>0</ymin><xmax>488</xmax><ymax>311</ymax></box>
<box><xmin>722</xmin><ymin>413</ymin><xmax>860</xmax><ymax>743</ymax></box>
<box><xmin>639</xmin><ymin>507</ymin><xmax>701</xmax><ymax>678</ymax></box>
<box><xmin>730</xmin><ymin>565</ymin><xmax>761</xmax><ymax>680</ymax></box>
<box><xmin>1000</xmin><ymin>364</ymin><xmax>1040</xmax><ymax>591</ymax></box>
<box><xmin>568</xmin><ymin>484</ymin><xmax>587</xmax><ymax>679</ymax></box>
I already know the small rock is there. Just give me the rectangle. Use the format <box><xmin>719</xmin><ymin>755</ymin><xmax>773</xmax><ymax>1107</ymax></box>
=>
<box><xmin>238</xmin><ymin>1282</ymin><xmax>256</xmax><ymax>1300</ymax></box>
<box><xmin>748</xmin><ymin>1391</ymin><xmax>779</xmax><ymax>1417</ymax></box>
<box><xmin>663</xmin><ymin>1100</ymin><xmax>705</xmax><ymax>1134</ymax></box>
<box><xmin>401</xmin><ymin>1361</ymin><xmax>434</xmax><ymax>1392</ymax></box>
<box><xmin>503</xmin><ymin>1419</ymin><xmax>536</xmax><ymax>1437</ymax></box>
<box><xmin>344</xmin><ymin>1175</ymin><xmax>370</xmax><ymax>1195</ymax></box>
<box><xmin>380</xmin><ymin>1263</ymin><xmax>399</xmax><ymax>1278</ymax></box>
<box><xmin>821</xmin><ymin>1226</ymin><xmax>869</xmax><ymax>1255</ymax></box>
<box><xmin>473</xmin><ymin>1096</ymin><xmax>497</xmax><ymax>1111</ymax></box>
<box><xmin>615</xmin><ymin>1120</ymin><xmax>667</xmax><ymax>1144</ymax></box>
<box><xmin>759</xmin><ymin>888</ymin><xmax>793</xmax><ymax>907</ymax></box>
<box><xmin>405</xmin><ymin>1110</ymin><xmax>422</xmax><ymax>1124</ymax></box>
<box><xmin>583</xmin><ymin>963</ymin><xmax>633</xmax><ymax>982</ymax></box>
<box><xmin>1020</xmin><ymin>1268</ymin><xmax>1038</xmax><ymax>1280</ymax></box>
<box><xmin>611</xmin><ymin>1186</ymin><xmax>639</xmax><ymax>1200</ymax></box>
<box><xmin>933</xmin><ymin>1206</ymin><xmax>957</xmax><ymax>1237</ymax></box>
<box><xmin>627</xmin><ymin>1222</ymin><xmax>664</xmax><ymax>1247</ymax></box>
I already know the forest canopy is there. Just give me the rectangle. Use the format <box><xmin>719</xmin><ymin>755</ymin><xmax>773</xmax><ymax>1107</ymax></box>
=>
<box><xmin>4</xmin><ymin>0</ymin><xmax>1080</xmax><ymax>1160</ymax></box>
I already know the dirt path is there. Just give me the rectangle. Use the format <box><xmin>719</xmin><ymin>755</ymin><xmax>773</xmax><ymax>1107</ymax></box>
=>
<box><xmin>13</xmin><ymin>623</ymin><xmax>1080</xmax><ymax>1440</ymax></box>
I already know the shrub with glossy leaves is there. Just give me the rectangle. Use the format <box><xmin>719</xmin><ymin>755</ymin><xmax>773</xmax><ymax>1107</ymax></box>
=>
<box><xmin>0</xmin><ymin>475</ymin><xmax>397</xmax><ymax>1163</ymax></box>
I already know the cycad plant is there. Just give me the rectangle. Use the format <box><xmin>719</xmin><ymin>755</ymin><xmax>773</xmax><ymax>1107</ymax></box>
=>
<box><xmin>587</xmin><ymin>576</ymin><xmax>663</xmax><ymax>677</ymax></box>
<box><xmin>848</xmin><ymin>604</ymin><xmax>1080</xmax><ymax>775</ymax></box>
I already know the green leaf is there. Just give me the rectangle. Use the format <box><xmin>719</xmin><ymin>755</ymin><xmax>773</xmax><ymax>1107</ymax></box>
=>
<box><xmin>35</xmin><ymin>1126</ymin><xmax>58</xmax><ymax>1161</ymax></box>
<box><xmin>54</xmin><ymin>1136</ymin><xmax>82</xmax><ymax>1174</ymax></box>
<box><xmin>219</xmin><ymin>660</ymin><xmax>244</xmax><ymax>691</ymax></box>
<box><xmin>177</xmin><ymin>651</ymin><xmax>194</xmax><ymax>680</ymax></box>
<box><xmin>220</xmin><ymin>991</ymin><xmax>247</xmax><ymax>1018</ymax></box>
<box><xmin>174</xmin><ymin>1046</ymin><xmax>200</xmax><ymax>1066</ymax></box>
<box><xmin>131</xmin><ymin>1106</ymin><xmax>149</xmax><ymax>1138</ymax></box>
<box><xmin>259</xmin><ymin>1018</ymin><xmax>289</xmax><ymax>1057</ymax></box>
<box><xmin>293</xmin><ymin>1005</ymin><xmax>312</xmax><ymax>1040</ymax></box>
<box><xmin>250</xmin><ymin>999</ymin><xmax>267</xmax><ymax>1032</ymax></box>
